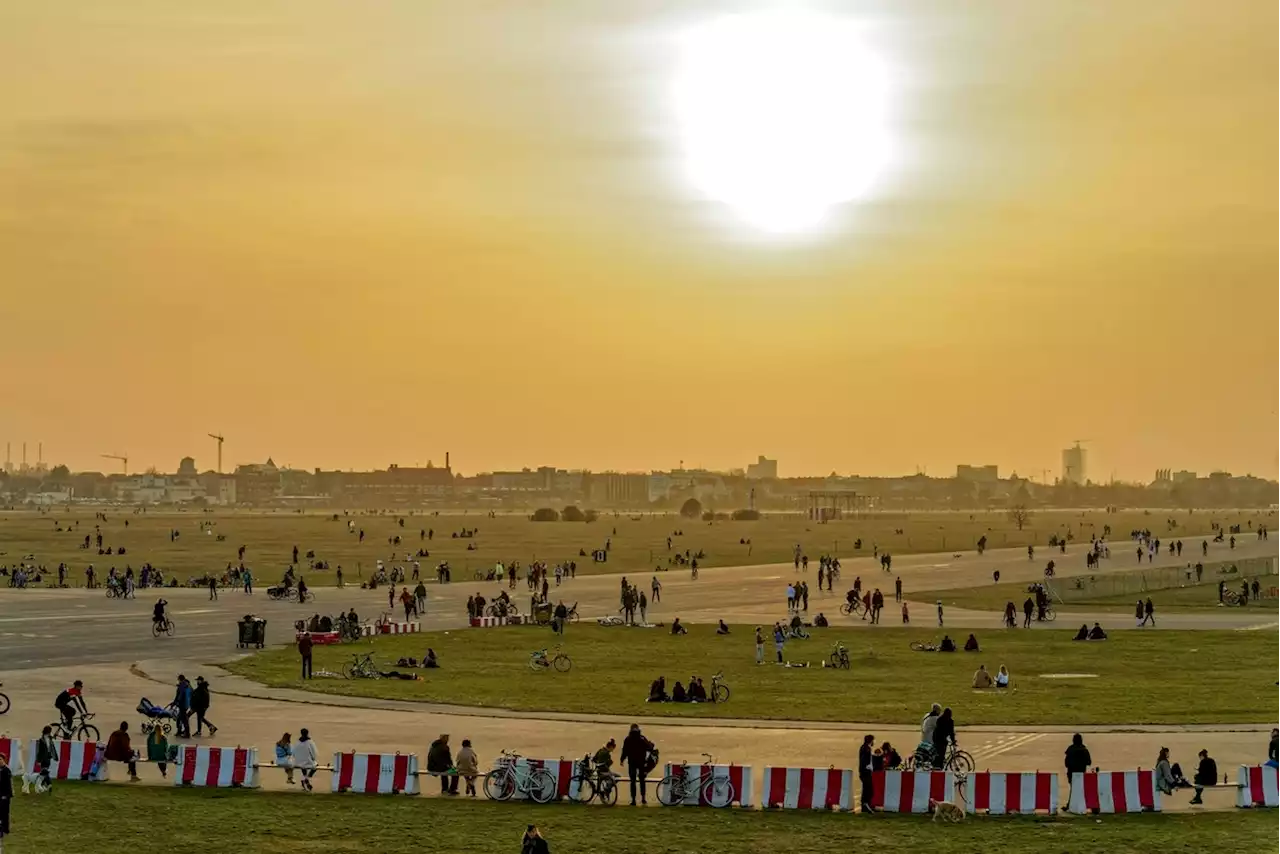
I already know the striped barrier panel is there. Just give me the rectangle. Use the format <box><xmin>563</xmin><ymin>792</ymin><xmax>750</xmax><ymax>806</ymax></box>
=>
<box><xmin>360</xmin><ymin>622</ymin><xmax>421</xmax><ymax>637</ymax></box>
<box><xmin>175</xmin><ymin>746</ymin><xmax>259</xmax><ymax>788</ymax></box>
<box><xmin>966</xmin><ymin>771</ymin><xmax>1058</xmax><ymax>814</ymax></box>
<box><xmin>1236</xmin><ymin>765</ymin><xmax>1279</xmax><ymax>808</ymax></box>
<box><xmin>331</xmin><ymin>752</ymin><xmax>419</xmax><ymax>795</ymax></box>
<box><xmin>511</xmin><ymin>758</ymin><xmax>573</xmax><ymax>801</ymax></box>
<box><xmin>662</xmin><ymin>763</ymin><xmax>753</xmax><ymax>807</ymax></box>
<box><xmin>870</xmin><ymin>770</ymin><xmax>953</xmax><ymax>813</ymax></box>
<box><xmin>24</xmin><ymin>739</ymin><xmax>109</xmax><ymax>781</ymax></box>
<box><xmin>762</xmin><ymin>766</ymin><xmax>853</xmax><ymax>811</ymax></box>
<box><xmin>0</xmin><ymin>737</ymin><xmax>21</xmax><ymax>773</ymax></box>
<box><xmin>469</xmin><ymin>616</ymin><xmax>525</xmax><ymax>627</ymax></box>
<box><xmin>1068</xmin><ymin>771</ymin><xmax>1160</xmax><ymax>814</ymax></box>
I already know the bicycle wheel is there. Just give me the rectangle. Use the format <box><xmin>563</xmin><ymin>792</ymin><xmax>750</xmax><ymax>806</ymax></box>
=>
<box><xmin>553</xmin><ymin>654</ymin><xmax>572</xmax><ymax>673</ymax></box>
<box><xmin>342</xmin><ymin>661</ymin><xmax>357</xmax><ymax>680</ymax></box>
<box><xmin>151</xmin><ymin>622</ymin><xmax>163</xmax><ymax>638</ymax></box>
<box><xmin>828</xmin><ymin>652</ymin><xmax>842</xmax><ymax>668</ymax></box>
<box><xmin>839</xmin><ymin>602</ymin><xmax>854</xmax><ymax>616</ymax></box>
<box><xmin>947</xmin><ymin>750</ymin><xmax>975</xmax><ymax>774</ymax></box>
<box><xmin>567</xmin><ymin>775</ymin><xmax>596</xmax><ymax>804</ymax></box>
<box><xmin>527</xmin><ymin>767</ymin><xmax>558</xmax><ymax>804</ymax></box>
<box><xmin>165</xmin><ymin>620</ymin><xmax>175</xmax><ymax>636</ymax></box>
<box><xmin>701</xmin><ymin>776</ymin><xmax>736</xmax><ymax>808</ymax></box>
<box><xmin>1043</xmin><ymin>608</ymin><xmax>1057</xmax><ymax>623</ymax></box>
<box><xmin>474</xmin><ymin>570</ymin><xmax>485</xmax><ymax>580</ymax></box>
<box><xmin>0</xmin><ymin>692</ymin><xmax>9</xmax><ymax>715</ymax></box>
<box><xmin>597</xmin><ymin>775</ymin><xmax>618</xmax><ymax>805</ymax></box>
<box><xmin>656</xmin><ymin>775</ymin><xmax>685</xmax><ymax>806</ymax></box>
<box><xmin>712</xmin><ymin>683</ymin><xmax>730</xmax><ymax>703</ymax></box>
<box><xmin>528</xmin><ymin>656</ymin><xmax>544</xmax><ymax>672</ymax></box>
<box><xmin>483</xmin><ymin>768</ymin><xmax>516</xmax><ymax>801</ymax></box>
<box><xmin>78</xmin><ymin>723</ymin><xmax>100</xmax><ymax>743</ymax></box>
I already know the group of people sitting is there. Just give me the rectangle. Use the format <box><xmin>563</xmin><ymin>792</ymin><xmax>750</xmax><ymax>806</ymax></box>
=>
<box><xmin>1072</xmin><ymin>623</ymin><xmax>1108</xmax><ymax>641</ymax></box>
<box><xmin>646</xmin><ymin>675</ymin><xmax>708</xmax><ymax>703</ymax></box>
<box><xmin>971</xmin><ymin>664</ymin><xmax>1011</xmax><ymax>689</ymax></box>
<box><xmin>935</xmin><ymin>633</ymin><xmax>981</xmax><ymax>652</ymax></box>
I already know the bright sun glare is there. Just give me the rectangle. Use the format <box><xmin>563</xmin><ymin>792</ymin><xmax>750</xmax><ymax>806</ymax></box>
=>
<box><xmin>673</xmin><ymin>12</ymin><xmax>892</xmax><ymax>234</ymax></box>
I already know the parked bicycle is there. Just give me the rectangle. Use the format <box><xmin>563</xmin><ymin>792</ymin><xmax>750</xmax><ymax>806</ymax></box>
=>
<box><xmin>483</xmin><ymin>750</ymin><xmax>556</xmax><ymax>803</ymax></box>
<box><xmin>709</xmin><ymin>672</ymin><xmax>729</xmax><ymax>703</ymax></box>
<box><xmin>657</xmin><ymin>753</ymin><xmax>735</xmax><ymax>808</ymax></box>
<box><xmin>336</xmin><ymin>614</ymin><xmax>364</xmax><ymax>642</ymax></box>
<box><xmin>0</xmin><ymin>681</ymin><xmax>9</xmax><ymax>715</ymax></box>
<box><xmin>828</xmin><ymin>642</ymin><xmax>850</xmax><ymax>670</ymax></box>
<box><xmin>50</xmin><ymin>712</ymin><xmax>100</xmax><ymax>742</ymax></box>
<box><xmin>343</xmin><ymin>652</ymin><xmax>381</xmax><ymax>680</ymax></box>
<box><xmin>567</xmin><ymin>755</ymin><xmax>618</xmax><ymax>806</ymax></box>
<box><xmin>909</xmin><ymin>640</ymin><xmax>940</xmax><ymax>652</ymax></box>
<box><xmin>151</xmin><ymin>616</ymin><xmax>176</xmax><ymax>638</ymax></box>
<box><xmin>529</xmin><ymin>645</ymin><xmax>572</xmax><ymax>673</ymax></box>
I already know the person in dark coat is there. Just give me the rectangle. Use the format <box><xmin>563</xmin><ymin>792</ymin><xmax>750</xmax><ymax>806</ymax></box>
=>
<box><xmin>858</xmin><ymin>734</ymin><xmax>876</xmax><ymax>813</ymax></box>
<box><xmin>172</xmin><ymin>675</ymin><xmax>193</xmax><ymax>738</ymax></box>
<box><xmin>521</xmin><ymin>825</ymin><xmax>551</xmax><ymax>854</ymax></box>
<box><xmin>932</xmin><ymin>708</ymin><xmax>956</xmax><ymax>767</ymax></box>
<box><xmin>0</xmin><ymin>749</ymin><xmax>13</xmax><ymax>841</ymax></box>
<box><xmin>1190</xmin><ymin>749</ymin><xmax>1218</xmax><ymax>804</ymax></box>
<box><xmin>427</xmin><ymin>734</ymin><xmax>457</xmax><ymax>795</ymax></box>
<box><xmin>1064</xmin><ymin>733</ymin><xmax>1092</xmax><ymax>806</ymax></box>
<box><xmin>620</xmin><ymin>724</ymin><xmax>654</xmax><ymax>806</ymax></box>
<box><xmin>191</xmin><ymin>677</ymin><xmax>217</xmax><ymax>737</ymax></box>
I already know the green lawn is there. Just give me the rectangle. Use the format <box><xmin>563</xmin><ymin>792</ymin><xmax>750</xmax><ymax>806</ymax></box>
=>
<box><xmin>8</xmin><ymin>783</ymin><xmax>1276</xmax><ymax>854</ymax></box>
<box><xmin>226</xmin><ymin>623</ymin><xmax>1277</xmax><ymax>725</ymax></box>
<box><xmin>0</xmin><ymin>507</ymin><xmax>1247</xmax><ymax>586</ymax></box>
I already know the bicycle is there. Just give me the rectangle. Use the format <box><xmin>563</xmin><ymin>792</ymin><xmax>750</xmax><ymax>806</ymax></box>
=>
<box><xmin>828</xmin><ymin>642</ymin><xmax>850</xmax><ymax>670</ymax></box>
<box><xmin>596</xmin><ymin>615</ymin><xmax>624</xmax><ymax>627</ymax></box>
<box><xmin>904</xmin><ymin>742</ymin><xmax>974</xmax><ymax>774</ymax></box>
<box><xmin>486</xmin><ymin>601</ymin><xmax>521</xmax><ymax>618</ymax></box>
<box><xmin>909</xmin><ymin>640</ymin><xmax>939</xmax><ymax>652</ymax></box>
<box><xmin>0</xmin><ymin>681</ymin><xmax>9</xmax><ymax>715</ymax></box>
<box><xmin>529</xmin><ymin>646</ymin><xmax>572</xmax><ymax>673</ymax></box>
<box><xmin>484</xmin><ymin>750</ymin><xmax>556</xmax><ymax>803</ymax></box>
<box><xmin>658</xmin><ymin>753</ymin><xmax>735</xmax><ymax>808</ymax></box>
<box><xmin>839</xmin><ymin>599</ymin><xmax>866</xmax><ymax>617</ymax></box>
<box><xmin>343</xmin><ymin>652</ymin><xmax>381</xmax><ymax>680</ymax></box>
<box><xmin>709</xmin><ymin>671</ymin><xmax>729</xmax><ymax>703</ymax></box>
<box><xmin>336</xmin><ymin>616</ymin><xmax>364</xmax><ymax>642</ymax></box>
<box><xmin>1223</xmin><ymin>590</ymin><xmax>1243</xmax><ymax>606</ymax></box>
<box><xmin>1040</xmin><ymin>605</ymin><xmax>1057</xmax><ymax>623</ymax></box>
<box><xmin>51</xmin><ymin>712</ymin><xmax>100</xmax><ymax>742</ymax></box>
<box><xmin>151</xmin><ymin>616</ymin><xmax>175</xmax><ymax>638</ymax></box>
<box><xmin>567</xmin><ymin>757</ymin><xmax>618</xmax><ymax>806</ymax></box>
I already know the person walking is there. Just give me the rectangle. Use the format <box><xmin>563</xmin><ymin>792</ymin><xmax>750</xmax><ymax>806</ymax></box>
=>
<box><xmin>1022</xmin><ymin>597</ymin><xmax>1034</xmax><ymax>629</ymax></box>
<box><xmin>620</xmin><ymin>724</ymin><xmax>654</xmax><ymax>806</ymax></box>
<box><xmin>1142</xmin><ymin>598</ymin><xmax>1155</xmax><ymax>627</ymax></box>
<box><xmin>858</xmin><ymin>734</ymin><xmax>876</xmax><ymax>813</ymax></box>
<box><xmin>936</xmin><ymin>600</ymin><xmax>945</xmax><ymax>627</ymax></box>
<box><xmin>294</xmin><ymin>729</ymin><xmax>318</xmax><ymax>792</ymax></box>
<box><xmin>651</xmin><ymin>576</ymin><xmax>661</xmax><ymax>603</ymax></box>
<box><xmin>298</xmin><ymin>632</ymin><xmax>314</xmax><ymax>680</ymax></box>
<box><xmin>242</xmin><ymin>568</ymin><xmax>253</xmax><ymax>595</ymax></box>
<box><xmin>172</xmin><ymin>675</ymin><xmax>193</xmax><ymax>739</ymax></box>
<box><xmin>208</xmin><ymin>576</ymin><xmax>218</xmax><ymax>601</ymax></box>
<box><xmin>191</xmin><ymin>676</ymin><xmax>217</xmax><ymax>737</ymax></box>
<box><xmin>414</xmin><ymin>581</ymin><xmax>428</xmax><ymax>616</ymax></box>
<box><xmin>894</xmin><ymin>576</ymin><xmax>902</xmax><ymax>602</ymax></box>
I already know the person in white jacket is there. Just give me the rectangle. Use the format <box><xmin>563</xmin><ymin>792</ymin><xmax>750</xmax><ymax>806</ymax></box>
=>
<box><xmin>294</xmin><ymin>728</ymin><xmax>318</xmax><ymax>792</ymax></box>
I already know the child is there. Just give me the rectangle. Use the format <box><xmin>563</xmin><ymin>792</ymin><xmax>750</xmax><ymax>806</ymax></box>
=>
<box><xmin>901</xmin><ymin>602</ymin><xmax>909</xmax><ymax>624</ymax></box>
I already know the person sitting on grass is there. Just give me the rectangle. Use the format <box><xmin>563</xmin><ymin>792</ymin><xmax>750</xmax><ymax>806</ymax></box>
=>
<box><xmin>423</xmin><ymin>648</ymin><xmax>439</xmax><ymax>668</ymax></box>
<box><xmin>814</xmin><ymin>612</ymin><xmax>829</xmax><ymax>627</ymax></box>
<box><xmin>647</xmin><ymin>677</ymin><xmax>669</xmax><ymax>703</ymax></box>
<box><xmin>972</xmin><ymin>664</ymin><xmax>994</xmax><ymax>689</ymax></box>
<box><xmin>671</xmin><ymin>681</ymin><xmax>688</xmax><ymax>703</ymax></box>
<box><xmin>995</xmin><ymin>665</ymin><xmax>1010</xmax><ymax>688</ymax></box>
<box><xmin>689</xmin><ymin>677</ymin><xmax>707</xmax><ymax>702</ymax></box>
<box><xmin>716</xmin><ymin>620</ymin><xmax>730</xmax><ymax>635</ymax></box>
<box><xmin>671</xmin><ymin>618</ymin><xmax>688</xmax><ymax>636</ymax></box>
<box><xmin>789</xmin><ymin>614</ymin><xmax>804</xmax><ymax>631</ymax></box>
<box><xmin>938</xmin><ymin>635</ymin><xmax>957</xmax><ymax>652</ymax></box>
<box><xmin>1190</xmin><ymin>749</ymin><xmax>1217</xmax><ymax>804</ymax></box>
<box><xmin>964</xmin><ymin>633</ymin><xmax>980</xmax><ymax>652</ymax></box>
<box><xmin>1087</xmin><ymin>622</ymin><xmax>1108</xmax><ymax>640</ymax></box>
<box><xmin>1072</xmin><ymin>623</ymin><xmax>1089</xmax><ymax>641</ymax></box>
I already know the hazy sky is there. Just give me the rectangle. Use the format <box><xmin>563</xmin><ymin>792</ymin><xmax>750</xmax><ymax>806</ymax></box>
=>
<box><xmin>1</xmin><ymin>1</ymin><xmax>1275</xmax><ymax>480</ymax></box>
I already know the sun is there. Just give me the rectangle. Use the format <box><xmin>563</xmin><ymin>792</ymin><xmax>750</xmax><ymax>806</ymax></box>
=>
<box><xmin>672</xmin><ymin>12</ymin><xmax>893</xmax><ymax>234</ymax></box>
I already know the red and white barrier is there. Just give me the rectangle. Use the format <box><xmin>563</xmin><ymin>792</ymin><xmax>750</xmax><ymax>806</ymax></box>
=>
<box><xmin>1237</xmin><ymin>765</ymin><xmax>1279</xmax><ymax>808</ymax></box>
<box><xmin>331</xmin><ymin>752</ymin><xmax>419</xmax><ymax>795</ymax></box>
<box><xmin>296</xmin><ymin>631</ymin><xmax>342</xmax><ymax>645</ymax></box>
<box><xmin>1068</xmin><ymin>771</ymin><xmax>1160</xmax><ymax>814</ymax></box>
<box><xmin>0</xmin><ymin>737</ymin><xmax>22</xmax><ymax>772</ymax></box>
<box><xmin>662</xmin><ymin>763</ymin><xmax>753</xmax><ymax>807</ymax></box>
<box><xmin>967</xmin><ymin>771</ymin><xmax>1058</xmax><ymax>814</ymax></box>
<box><xmin>762</xmin><ymin>766</ymin><xmax>853</xmax><ymax>811</ymax></box>
<box><xmin>24</xmin><ymin>738</ymin><xmax>109</xmax><ymax>781</ymax></box>
<box><xmin>470</xmin><ymin>616</ymin><xmax>525</xmax><ymax>627</ymax></box>
<box><xmin>361</xmin><ymin>621</ymin><xmax>421</xmax><ymax>636</ymax></box>
<box><xmin>870</xmin><ymin>770</ymin><xmax>953</xmax><ymax>813</ymax></box>
<box><xmin>175</xmin><ymin>746</ymin><xmax>259</xmax><ymax>788</ymax></box>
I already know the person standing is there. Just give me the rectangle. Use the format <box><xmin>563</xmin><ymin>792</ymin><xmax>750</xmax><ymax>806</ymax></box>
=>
<box><xmin>858</xmin><ymin>734</ymin><xmax>876</xmax><ymax>813</ymax></box>
<box><xmin>894</xmin><ymin>576</ymin><xmax>902</xmax><ymax>603</ymax></box>
<box><xmin>936</xmin><ymin>600</ymin><xmax>945</xmax><ymax>627</ymax></box>
<box><xmin>773</xmin><ymin>623</ymin><xmax>786</xmax><ymax>664</ymax></box>
<box><xmin>414</xmin><ymin>581</ymin><xmax>428</xmax><ymax>617</ymax></box>
<box><xmin>639</xmin><ymin>591</ymin><xmax>648</xmax><ymax>624</ymax></box>
<box><xmin>242</xmin><ymin>568</ymin><xmax>253</xmax><ymax>595</ymax></box>
<box><xmin>1064</xmin><ymin>733</ymin><xmax>1092</xmax><ymax>806</ymax></box>
<box><xmin>208</xmin><ymin>576</ymin><xmax>218</xmax><ymax>601</ymax></box>
<box><xmin>455</xmin><ymin>739</ymin><xmax>479</xmax><ymax>796</ymax></box>
<box><xmin>620</xmin><ymin>724</ymin><xmax>654</xmax><ymax>806</ymax></box>
<box><xmin>754</xmin><ymin>626</ymin><xmax>764</xmax><ymax>665</ymax></box>
<box><xmin>294</xmin><ymin>729</ymin><xmax>318</xmax><ymax>792</ymax></box>
<box><xmin>172</xmin><ymin>675</ymin><xmax>193</xmax><ymax>739</ymax></box>
<box><xmin>651</xmin><ymin>576</ymin><xmax>661</xmax><ymax>603</ymax></box>
<box><xmin>191</xmin><ymin>677</ymin><xmax>217</xmax><ymax>737</ymax></box>
<box><xmin>0</xmin><ymin>750</ymin><xmax>12</xmax><ymax>848</ymax></box>
<box><xmin>298</xmin><ymin>632</ymin><xmax>314</xmax><ymax>680</ymax></box>
<box><xmin>801</xmin><ymin>581</ymin><xmax>810</xmax><ymax>613</ymax></box>
<box><xmin>147</xmin><ymin>726</ymin><xmax>170</xmax><ymax>779</ymax></box>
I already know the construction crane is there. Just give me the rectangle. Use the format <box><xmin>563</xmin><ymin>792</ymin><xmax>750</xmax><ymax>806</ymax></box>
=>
<box><xmin>102</xmin><ymin>453</ymin><xmax>128</xmax><ymax>475</ymax></box>
<box><xmin>208</xmin><ymin>433</ymin><xmax>225</xmax><ymax>473</ymax></box>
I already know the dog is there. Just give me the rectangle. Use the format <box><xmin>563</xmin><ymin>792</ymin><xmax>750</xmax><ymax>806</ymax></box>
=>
<box><xmin>930</xmin><ymin>772</ymin><xmax>968</xmax><ymax>822</ymax></box>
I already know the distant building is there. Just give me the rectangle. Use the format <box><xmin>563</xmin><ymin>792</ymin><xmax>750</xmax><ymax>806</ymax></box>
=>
<box><xmin>1061</xmin><ymin>443</ymin><xmax>1087</xmax><ymax>486</ymax></box>
<box><xmin>316</xmin><ymin>462</ymin><xmax>454</xmax><ymax>505</ymax></box>
<box><xmin>955</xmin><ymin>464</ymin><xmax>999</xmax><ymax>483</ymax></box>
<box><xmin>589</xmin><ymin>472</ymin><xmax>650</xmax><ymax>506</ymax></box>
<box><xmin>746</xmin><ymin>456</ymin><xmax>778</xmax><ymax>480</ymax></box>
<box><xmin>177</xmin><ymin>456</ymin><xmax>197</xmax><ymax>477</ymax></box>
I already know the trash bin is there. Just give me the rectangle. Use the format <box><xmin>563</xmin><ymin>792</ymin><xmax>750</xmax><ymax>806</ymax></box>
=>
<box><xmin>237</xmin><ymin>616</ymin><xmax>267</xmax><ymax>649</ymax></box>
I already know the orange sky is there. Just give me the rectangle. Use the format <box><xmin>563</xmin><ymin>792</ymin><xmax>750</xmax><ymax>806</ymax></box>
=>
<box><xmin>1</xmin><ymin>1</ymin><xmax>1276</xmax><ymax>480</ymax></box>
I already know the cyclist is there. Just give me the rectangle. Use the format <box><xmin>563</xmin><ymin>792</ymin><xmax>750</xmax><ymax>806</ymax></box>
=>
<box><xmin>152</xmin><ymin>598</ymin><xmax>169</xmax><ymax>630</ymax></box>
<box><xmin>54</xmin><ymin>680</ymin><xmax>87</xmax><ymax>731</ymax></box>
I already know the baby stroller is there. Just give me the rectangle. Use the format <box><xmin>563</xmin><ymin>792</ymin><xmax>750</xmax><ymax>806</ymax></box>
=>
<box><xmin>137</xmin><ymin>697</ymin><xmax>178</xmax><ymax>735</ymax></box>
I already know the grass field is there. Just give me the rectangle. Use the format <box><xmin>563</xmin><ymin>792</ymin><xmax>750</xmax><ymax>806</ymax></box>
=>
<box><xmin>0</xmin><ymin>508</ymin><xmax>1257</xmax><ymax>587</ymax></box>
<box><xmin>8</xmin><ymin>783</ymin><xmax>1276</xmax><ymax>854</ymax></box>
<box><xmin>226</xmin><ymin>623</ymin><xmax>1277</xmax><ymax>725</ymax></box>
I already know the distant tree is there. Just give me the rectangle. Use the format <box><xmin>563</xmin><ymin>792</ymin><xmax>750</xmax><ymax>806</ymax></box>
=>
<box><xmin>701</xmin><ymin>511</ymin><xmax>715</xmax><ymax>521</ymax></box>
<box><xmin>731</xmin><ymin>509</ymin><xmax>761</xmax><ymax>521</ymax></box>
<box><xmin>583</xmin><ymin>509</ymin><xmax>599</xmax><ymax>523</ymax></box>
<box><xmin>1008</xmin><ymin>504</ymin><xmax>1032</xmax><ymax>531</ymax></box>
<box><xmin>680</xmin><ymin>498</ymin><xmax>703</xmax><ymax>519</ymax></box>
<box><xmin>50</xmin><ymin>464</ymin><xmax>70</xmax><ymax>480</ymax></box>
<box><xmin>561</xmin><ymin>505</ymin><xmax>586</xmax><ymax>523</ymax></box>
<box><xmin>531</xmin><ymin>507</ymin><xmax>559</xmax><ymax>522</ymax></box>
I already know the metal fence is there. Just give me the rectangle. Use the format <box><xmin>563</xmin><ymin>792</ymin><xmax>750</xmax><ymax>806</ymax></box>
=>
<box><xmin>1053</xmin><ymin>555</ymin><xmax>1278</xmax><ymax>602</ymax></box>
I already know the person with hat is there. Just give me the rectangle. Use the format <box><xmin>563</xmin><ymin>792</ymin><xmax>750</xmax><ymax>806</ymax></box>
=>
<box><xmin>191</xmin><ymin>677</ymin><xmax>217</xmax><ymax>737</ymax></box>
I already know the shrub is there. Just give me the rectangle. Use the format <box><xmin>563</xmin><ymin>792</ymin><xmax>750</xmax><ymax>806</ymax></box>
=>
<box><xmin>731</xmin><ymin>509</ymin><xmax>761</xmax><ymax>521</ymax></box>
<box><xmin>561</xmin><ymin>505</ymin><xmax>586</xmax><ymax>523</ymax></box>
<box><xmin>584</xmin><ymin>509</ymin><xmax>599</xmax><ymax>523</ymax></box>
<box><xmin>680</xmin><ymin>498</ymin><xmax>703</xmax><ymax>518</ymax></box>
<box><xmin>531</xmin><ymin>508</ymin><xmax>559</xmax><ymax>522</ymax></box>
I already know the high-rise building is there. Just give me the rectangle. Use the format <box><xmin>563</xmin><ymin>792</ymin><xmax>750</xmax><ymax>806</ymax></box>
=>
<box><xmin>1061</xmin><ymin>443</ymin><xmax>1087</xmax><ymax>486</ymax></box>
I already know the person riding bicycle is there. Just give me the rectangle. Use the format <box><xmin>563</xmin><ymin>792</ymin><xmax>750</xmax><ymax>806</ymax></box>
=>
<box><xmin>54</xmin><ymin>680</ymin><xmax>87</xmax><ymax>731</ymax></box>
<box><xmin>152</xmin><ymin>598</ymin><xmax>168</xmax><ymax>629</ymax></box>
<box><xmin>931</xmin><ymin>707</ymin><xmax>957</xmax><ymax>768</ymax></box>
<box><xmin>845</xmin><ymin>588</ymin><xmax>857</xmax><ymax>608</ymax></box>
